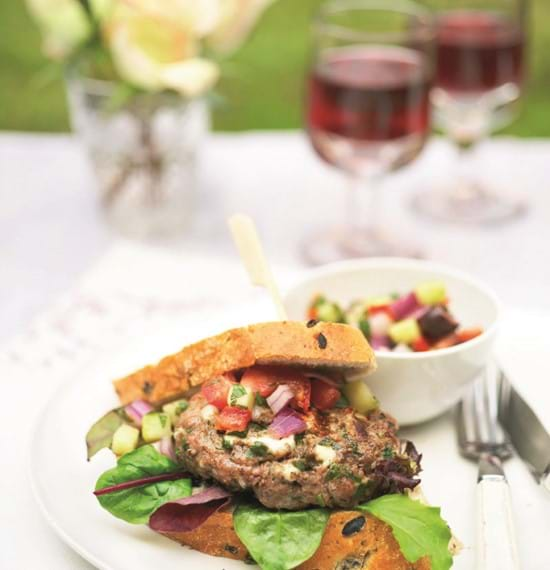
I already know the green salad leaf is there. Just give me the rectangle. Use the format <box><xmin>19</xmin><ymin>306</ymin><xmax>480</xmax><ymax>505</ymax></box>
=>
<box><xmin>86</xmin><ymin>407</ymin><xmax>128</xmax><ymax>460</ymax></box>
<box><xmin>95</xmin><ymin>445</ymin><xmax>191</xmax><ymax>524</ymax></box>
<box><xmin>358</xmin><ymin>494</ymin><xmax>453</xmax><ymax>570</ymax></box>
<box><xmin>233</xmin><ymin>503</ymin><xmax>329</xmax><ymax>570</ymax></box>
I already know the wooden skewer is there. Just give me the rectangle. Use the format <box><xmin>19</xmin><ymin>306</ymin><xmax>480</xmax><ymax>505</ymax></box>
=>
<box><xmin>228</xmin><ymin>213</ymin><xmax>288</xmax><ymax>321</ymax></box>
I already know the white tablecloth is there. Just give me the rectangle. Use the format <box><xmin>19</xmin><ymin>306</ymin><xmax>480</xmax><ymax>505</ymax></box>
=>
<box><xmin>2</xmin><ymin>132</ymin><xmax>550</xmax><ymax>569</ymax></box>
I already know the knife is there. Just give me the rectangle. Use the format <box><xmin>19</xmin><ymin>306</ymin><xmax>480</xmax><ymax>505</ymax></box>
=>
<box><xmin>498</xmin><ymin>371</ymin><xmax>550</xmax><ymax>493</ymax></box>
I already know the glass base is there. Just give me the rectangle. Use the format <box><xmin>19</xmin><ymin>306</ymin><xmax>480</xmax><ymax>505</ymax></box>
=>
<box><xmin>301</xmin><ymin>226</ymin><xmax>423</xmax><ymax>266</ymax></box>
<box><xmin>411</xmin><ymin>182</ymin><xmax>527</xmax><ymax>225</ymax></box>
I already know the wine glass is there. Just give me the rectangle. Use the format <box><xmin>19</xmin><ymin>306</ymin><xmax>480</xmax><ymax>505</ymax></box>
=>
<box><xmin>303</xmin><ymin>0</ymin><xmax>435</xmax><ymax>265</ymax></box>
<box><xmin>411</xmin><ymin>0</ymin><xmax>527</xmax><ymax>224</ymax></box>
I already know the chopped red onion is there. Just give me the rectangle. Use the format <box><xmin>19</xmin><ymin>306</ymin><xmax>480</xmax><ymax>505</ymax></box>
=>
<box><xmin>369</xmin><ymin>312</ymin><xmax>392</xmax><ymax>337</ymax></box>
<box><xmin>269</xmin><ymin>407</ymin><xmax>307</xmax><ymax>438</ymax></box>
<box><xmin>370</xmin><ymin>335</ymin><xmax>391</xmax><ymax>351</ymax></box>
<box><xmin>155</xmin><ymin>436</ymin><xmax>176</xmax><ymax>461</ymax></box>
<box><xmin>390</xmin><ymin>292</ymin><xmax>421</xmax><ymax>321</ymax></box>
<box><xmin>266</xmin><ymin>384</ymin><xmax>294</xmax><ymax>415</ymax></box>
<box><xmin>125</xmin><ymin>400</ymin><xmax>154</xmax><ymax>426</ymax></box>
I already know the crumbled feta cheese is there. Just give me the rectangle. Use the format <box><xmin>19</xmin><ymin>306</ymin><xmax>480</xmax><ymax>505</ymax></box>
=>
<box><xmin>200</xmin><ymin>404</ymin><xmax>219</xmax><ymax>422</ymax></box>
<box><xmin>249</xmin><ymin>435</ymin><xmax>295</xmax><ymax>458</ymax></box>
<box><xmin>314</xmin><ymin>444</ymin><xmax>337</xmax><ymax>465</ymax></box>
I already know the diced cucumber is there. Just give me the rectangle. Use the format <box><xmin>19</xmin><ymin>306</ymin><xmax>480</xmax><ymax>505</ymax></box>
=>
<box><xmin>415</xmin><ymin>281</ymin><xmax>446</xmax><ymax>305</ymax></box>
<box><xmin>227</xmin><ymin>384</ymin><xmax>254</xmax><ymax>410</ymax></box>
<box><xmin>388</xmin><ymin>318</ymin><xmax>421</xmax><ymax>345</ymax></box>
<box><xmin>366</xmin><ymin>295</ymin><xmax>392</xmax><ymax>309</ymax></box>
<box><xmin>141</xmin><ymin>412</ymin><xmax>172</xmax><ymax>443</ymax></box>
<box><xmin>342</xmin><ymin>381</ymin><xmax>379</xmax><ymax>414</ymax></box>
<box><xmin>111</xmin><ymin>424</ymin><xmax>139</xmax><ymax>456</ymax></box>
<box><xmin>345</xmin><ymin>300</ymin><xmax>369</xmax><ymax>327</ymax></box>
<box><xmin>162</xmin><ymin>399</ymin><xmax>189</xmax><ymax>424</ymax></box>
<box><xmin>316</xmin><ymin>301</ymin><xmax>345</xmax><ymax>323</ymax></box>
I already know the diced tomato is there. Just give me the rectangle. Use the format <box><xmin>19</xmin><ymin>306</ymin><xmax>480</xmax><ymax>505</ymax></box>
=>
<box><xmin>283</xmin><ymin>374</ymin><xmax>311</xmax><ymax>412</ymax></box>
<box><xmin>411</xmin><ymin>336</ymin><xmax>430</xmax><ymax>352</ymax></box>
<box><xmin>311</xmin><ymin>380</ymin><xmax>341</xmax><ymax>411</ymax></box>
<box><xmin>307</xmin><ymin>306</ymin><xmax>318</xmax><ymax>320</ymax></box>
<box><xmin>456</xmin><ymin>328</ymin><xmax>483</xmax><ymax>343</ymax></box>
<box><xmin>431</xmin><ymin>333</ymin><xmax>459</xmax><ymax>350</ymax></box>
<box><xmin>215</xmin><ymin>406</ymin><xmax>251</xmax><ymax>432</ymax></box>
<box><xmin>368</xmin><ymin>304</ymin><xmax>395</xmax><ymax>319</ymax></box>
<box><xmin>201</xmin><ymin>374</ymin><xmax>236</xmax><ymax>410</ymax></box>
<box><xmin>241</xmin><ymin>367</ymin><xmax>279</xmax><ymax>397</ymax></box>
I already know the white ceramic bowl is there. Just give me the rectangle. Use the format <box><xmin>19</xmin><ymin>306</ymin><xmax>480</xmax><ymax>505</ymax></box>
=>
<box><xmin>284</xmin><ymin>258</ymin><xmax>500</xmax><ymax>426</ymax></box>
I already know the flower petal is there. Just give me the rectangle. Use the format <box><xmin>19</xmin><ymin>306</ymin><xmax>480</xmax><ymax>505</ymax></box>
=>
<box><xmin>160</xmin><ymin>58</ymin><xmax>219</xmax><ymax>97</ymax></box>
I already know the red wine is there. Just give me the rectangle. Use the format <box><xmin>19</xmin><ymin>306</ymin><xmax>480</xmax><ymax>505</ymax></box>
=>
<box><xmin>306</xmin><ymin>47</ymin><xmax>431</xmax><ymax>172</ymax></box>
<box><xmin>436</xmin><ymin>11</ymin><xmax>524</xmax><ymax>94</ymax></box>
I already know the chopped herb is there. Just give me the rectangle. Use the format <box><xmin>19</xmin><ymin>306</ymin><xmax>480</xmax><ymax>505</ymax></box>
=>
<box><xmin>334</xmin><ymin>393</ymin><xmax>350</xmax><ymax>408</ymax></box>
<box><xmin>317</xmin><ymin>332</ymin><xmax>328</xmax><ymax>349</ymax></box>
<box><xmin>295</xmin><ymin>434</ymin><xmax>305</xmax><ymax>445</ymax></box>
<box><xmin>325</xmin><ymin>464</ymin><xmax>360</xmax><ymax>482</ymax></box>
<box><xmin>247</xmin><ymin>442</ymin><xmax>269</xmax><ymax>458</ymax></box>
<box><xmin>142</xmin><ymin>381</ymin><xmax>153</xmax><ymax>395</ymax></box>
<box><xmin>179</xmin><ymin>439</ymin><xmax>189</xmax><ymax>452</ymax></box>
<box><xmin>306</xmin><ymin>319</ymin><xmax>318</xmax><ymax>328</ymax></box>
<box><xmin>318</xmin><ymin>437</ymin><xmax>340</xmax><ymax>449</ymax></box>
<box><xmin>382</xmin><ymin>446</ymin><xmax>395</xmax><ymax>459</ymax></box>
<box><xmin>227</xmin><ymin>430</ymin><xmax>248</xmax><ymax>438</ymax></box>
<box><xmin>255</xmin><ymin>394</ymin><xmax>268</xmax><ymax>406</ymax></box>
<box><xmin>249</xmin><ymin>422</ymin><xmax>267</xmax><ymax>432</ymax></box>
<box><xmin>316</xmin><ymin>494</ymin><xmax>326</xmax><ymax>507</ymax></box>
<box><xmin>325</xmin><ymin>464</ymin><xmax>343</xmax><ymax>481</ymax></box>
<box><xmin>292</xmin><ymin>459</ymin><xmax>310</xmax><ymax>472</ymax></box>
<box><xmin>229</xmin><ymin>385</ymin><xmax>247</xmax><ymax>406</ymax></box>
<box><xmin>222</xmin><ymin>438</ymin><xmax>234</xmax><ymax>451</ymax></box>
<box><xmin>358</xmin><ymin>318</ymin><xmax>371</xmax><ymax>340</ymax></box>
<box><xmin>353</xmin><ymin>482</ymin><xmax>371</xmax><ymax>501</ymax></box>
<box><xmin>175</xmin><ymin>400</ymin><xmax>189</xmax><ymax>414</ymax></box>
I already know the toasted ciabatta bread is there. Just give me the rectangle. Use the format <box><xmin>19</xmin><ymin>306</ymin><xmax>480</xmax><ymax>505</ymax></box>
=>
<box><xmin>114</xmin><ymin>321</ymin><xmax>376</xmax><ymax>405</ymax></box>
<box><xmin>161</xmin><ymin>508</ymin><xmax>430</xmax><ymax>570</ymax></box>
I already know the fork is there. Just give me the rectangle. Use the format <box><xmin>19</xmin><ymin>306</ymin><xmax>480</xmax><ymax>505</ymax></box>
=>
<box><xmin>456</xmin><ymin>368</ymin><xmax>521</xmax><ymax>570</ymax></box>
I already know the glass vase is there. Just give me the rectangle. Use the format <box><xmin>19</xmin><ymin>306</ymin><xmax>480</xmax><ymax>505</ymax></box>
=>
<box><xmin>66</xmin><ymin>74</ymin><xmax>209</xmax><ymax>240</ymax></box>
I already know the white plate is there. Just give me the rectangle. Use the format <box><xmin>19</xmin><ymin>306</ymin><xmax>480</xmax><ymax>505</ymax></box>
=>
<box><xmin>30</xmin><ymin>308</ymin><xmax>550</xmax><ymax>570</ymax></box>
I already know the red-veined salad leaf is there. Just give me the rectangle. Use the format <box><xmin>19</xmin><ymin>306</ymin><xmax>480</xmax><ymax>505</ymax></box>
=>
<box><xmin>94</xmin><ymin>445</ymin><xmax>191</xmax><ymax>524</ymax></box>
<box><xmin>149</xmin><ymin>486</ymin><xmax>232</xmax><ymax>533</ymax></box>
<box><xmin>86</xmin><ymin>407</ymin><xmax>128</xmax><ymax>460</ymax></box>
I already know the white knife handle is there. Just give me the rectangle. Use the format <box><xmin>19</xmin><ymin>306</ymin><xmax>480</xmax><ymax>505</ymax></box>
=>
<box><xmin>477</xmin><ymin>465</ymin><xmax>520</xmax><ymax>570</ymax></box>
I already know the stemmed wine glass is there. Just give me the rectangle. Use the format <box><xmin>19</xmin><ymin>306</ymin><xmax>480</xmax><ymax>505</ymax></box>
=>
<box><xmin>303</xmin><ymin>0</ymin><xmax>435</xmax><ymax>265</ymax></box>
<box><xmin>411</xmin><ymin>0</ymin><xmax>527</xmax><ymax>224</ymax></box>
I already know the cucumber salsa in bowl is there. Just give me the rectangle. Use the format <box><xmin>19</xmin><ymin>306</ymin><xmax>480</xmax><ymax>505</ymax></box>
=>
<box><xmin>308</xmin><ymin>281</ymin><xmax>483</xmax><ymax>353</ymax></box>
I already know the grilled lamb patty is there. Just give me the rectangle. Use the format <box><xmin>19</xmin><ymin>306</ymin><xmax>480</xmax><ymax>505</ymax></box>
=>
<box><xmin>175</xmin><ymin>393</ymin><xmax>420</xmax><ymax>510</ymax></box>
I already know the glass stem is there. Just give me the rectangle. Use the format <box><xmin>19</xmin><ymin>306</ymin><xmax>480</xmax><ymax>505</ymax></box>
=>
<box><xmin>450</xmin><ymin>135</ymin><xmax>484</xmax><ymax>201</ymax></box>
<box><xmin>347</xmin><ymin>173</ymin><xmax>381</xmax><ymax>237</ymax></box>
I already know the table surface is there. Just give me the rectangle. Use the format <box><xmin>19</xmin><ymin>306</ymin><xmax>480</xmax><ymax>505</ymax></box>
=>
<box><xmin>2</xmin><ymin>131</ymin><xmax>550</xmax><ymax>570</ymax></box>
<box><xmin>2</xmin><ymin>132</ymin><xmax>550</xmax><ymax>342</ymax></box>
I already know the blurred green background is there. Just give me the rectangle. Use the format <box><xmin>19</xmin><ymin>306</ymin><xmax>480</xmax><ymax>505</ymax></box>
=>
<box><xmin>1</xmin><ymin>0</ymin><xmax>548</xmax><ymax>135</ymax></box>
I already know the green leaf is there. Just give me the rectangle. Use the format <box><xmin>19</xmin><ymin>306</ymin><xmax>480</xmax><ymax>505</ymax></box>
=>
<box><xmin>233</xmin><ymin>503</ymin><xmax>329</xmax><ymax>570</ymax></box>
<box><xmin>358</xmin><ymin>495</ymin><xmax>453</xmax><ymax>570</ymax></box>
<box><xmin>95</xmin><ymin>445</ymin><xmax>191</xmax><ymax>524</ymax></box>
<box><xmin>86</xmin><ymin>408</ymin><xmax>127</xmax><ymax>460</ymax></box>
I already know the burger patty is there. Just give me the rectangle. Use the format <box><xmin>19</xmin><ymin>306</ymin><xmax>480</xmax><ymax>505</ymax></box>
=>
<box><xmin>174</xmin><ymin>393</ymin><xmax>421</xmax><ymax>510</ymax></box>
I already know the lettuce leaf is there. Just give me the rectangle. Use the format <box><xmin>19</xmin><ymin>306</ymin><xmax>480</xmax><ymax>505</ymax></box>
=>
<box><xmin>95</xmin><ymin>445</ymin><xmax>191</xmax><ymax>524</ymax></box>
<box><xmin>86</xmin><ymin>407</ymin><xmax>128</xmax><ymax>460</ymax></box>
<box><xmin>233</xmin><ymin>503</ymin><xmax>329</xmax><ymax>570</ymax></box>
<box><xmin>358</xmin><ymin>494</ymin><xmax>453</xmax><ymax>570</ymax></box>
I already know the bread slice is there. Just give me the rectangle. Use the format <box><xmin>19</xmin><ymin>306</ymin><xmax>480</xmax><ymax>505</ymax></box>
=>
<box><xmin>160</xmin><ymin>508</ymin><xmax>430</xmax><ymax>569</ymax></box>
<box><xmin>114</xmin><ymin>321</ymin><xmax>376</xmax><ymax>405</ymax></box>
